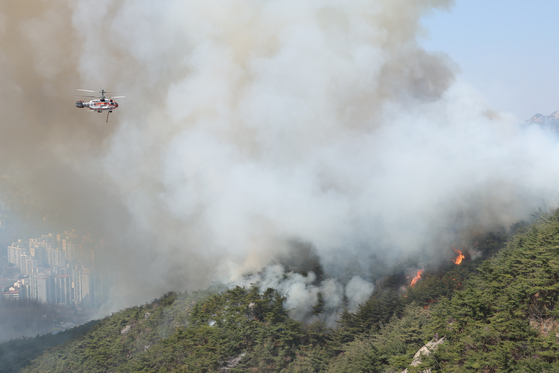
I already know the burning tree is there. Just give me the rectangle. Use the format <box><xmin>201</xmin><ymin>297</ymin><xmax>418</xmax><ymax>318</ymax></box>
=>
<box><xmin>410</xmin><ymin>269</ymin><xmax>424</xmax><ymax>287</ymax></box>
<box><xmin>452</xmin><ymin>247</ymin><xmax>465</xmax><ymax>265</ymax></box>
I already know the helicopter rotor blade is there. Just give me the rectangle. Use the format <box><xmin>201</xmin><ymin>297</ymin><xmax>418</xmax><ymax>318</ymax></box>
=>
<box><xmin>110</xmin><ymin>96</ymin><xmax>125</xmax><ymax>99</ymax></box>
<box><xmin>75</xmin><ymin>95</ymin><xmax>97</xmax><ymax>98</ymax></box>
<box><xmin>78</xmin><ymin>89</ymin><xmax>118</xmax><ymax>94</ymax></box>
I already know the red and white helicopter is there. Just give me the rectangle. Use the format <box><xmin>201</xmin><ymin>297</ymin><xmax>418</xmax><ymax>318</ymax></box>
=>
<box><xmin>75</xmin><ymin>89</ymin><xmax>124</xmax><ymax>122</ymax></box>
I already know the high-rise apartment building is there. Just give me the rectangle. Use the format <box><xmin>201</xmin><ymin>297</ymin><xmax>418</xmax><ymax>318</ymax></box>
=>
<box><xmin>53</xmin><ymin>274</ymin><xmax>72</xmax><ymax>305</ymax></box>
<box><xmin>7</xmin><ymin>240</ymin><xmax>25</xmax><ymax>268</ymax></box>
<box><xmin>36</xmin><ymin>274</ymin><xmax>50</xmax><ymax>304</ymax></box>
<box><xmin>72</xmin><ymin>267</ymin><xmax>92</xmax><ymax>307</ymax></box>
<box><xmin>5</xmin><ymin>231</ymin><xmax>115</xmax><ymax>308</ymax></box>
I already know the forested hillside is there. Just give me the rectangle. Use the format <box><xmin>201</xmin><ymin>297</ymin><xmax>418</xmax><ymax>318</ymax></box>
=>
<box><xmin>2</xmin><ymin>210</ymin><xmax>559</xmax><ymax>372</ymax></box>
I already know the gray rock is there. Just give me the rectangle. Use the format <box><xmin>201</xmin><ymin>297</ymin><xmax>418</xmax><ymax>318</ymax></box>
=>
<box><xmin>219</xmin><ymin>352</ymin><xmax>246</xmax><ymax>372</ymax></box>
<box><xmin>120</xmin><ymin>325</ymin><xmax>131</xmax><ymax>335</ymax></box>
<box><xmin>401</xmin><ymin>337</ymin><xmax>445</xmax><ymax>373</ymax></box>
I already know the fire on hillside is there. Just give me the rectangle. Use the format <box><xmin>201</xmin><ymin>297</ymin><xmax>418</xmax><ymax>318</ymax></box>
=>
<box><xmin>452</xmin><ymin>247</ymin><xmax>465</xmax><ymax>265</ymax></box>
<box><xmin>410</xmin><ymin>269</ymin><xmax>424</xmax><ymax>287</ymax></box>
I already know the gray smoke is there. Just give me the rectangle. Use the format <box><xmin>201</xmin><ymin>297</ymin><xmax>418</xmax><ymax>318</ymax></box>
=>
<box><xmin>1</xmin><ymin>0</ymin><xmax>559</xmax><ymax>314</ymax></box>
<box><xmin>235</xmin><ymin>265</ymin><xmax>373</xmax><ymax>325</ymax></box>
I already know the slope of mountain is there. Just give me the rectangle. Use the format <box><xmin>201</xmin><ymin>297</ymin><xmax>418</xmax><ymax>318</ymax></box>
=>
<box><xmin>3</xmin><ymin>210</ymin><xmax>559</xmax><ymax>371</ymax></box>
<box><xmin>429</xmin><ymin>209</ymin><xmax>559</xmax><ymax>371</ymax></box>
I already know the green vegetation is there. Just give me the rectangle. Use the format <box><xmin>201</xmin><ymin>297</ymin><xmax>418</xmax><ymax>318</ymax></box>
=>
<box><xmin>428</xmin><ymin>210</ymin><xmax>559</xmax><ymax>372</ymax></box>
<box><xmin>17</xmin><ymin>288</ymin><xmax>214</xmax><ymax>373</ymax></box>
<box><xmin>3</xmin><ymin>210</ymin><xmax>559</xmax><ymax>372</ymax></box>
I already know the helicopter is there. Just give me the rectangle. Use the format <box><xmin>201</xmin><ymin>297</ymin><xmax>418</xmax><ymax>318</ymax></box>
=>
<box><xmin>75</xmin><ymin>89</ymin><xmax>124</xmax><ymax>122</ymax></box>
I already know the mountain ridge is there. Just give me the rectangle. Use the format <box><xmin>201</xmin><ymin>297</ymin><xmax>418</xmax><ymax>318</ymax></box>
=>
<box><xmin>3</xmin><ymin>208</ymin><xmax>559</xmax><ymax>371</ymax></box>
<box><xmin>524</xmin><ymin>110</ymin><xmax>559</xmax><ymax>131</ymax></box>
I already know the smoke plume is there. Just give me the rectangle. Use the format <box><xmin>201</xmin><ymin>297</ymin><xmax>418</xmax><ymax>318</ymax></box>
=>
<box><xmin>1</xmin><ymin>0</ymin><xmax>559</xmax><ymax>315</ymax></box>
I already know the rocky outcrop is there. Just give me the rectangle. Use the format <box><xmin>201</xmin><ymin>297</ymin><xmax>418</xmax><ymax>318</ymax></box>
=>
<box><xmin>524</xmin><ymin>110</ymin><xmax>559</xmax><ymax>131</ymax></box>
<box><xmin>219</xmin><ymin>352</ymin><xmax>246</xmax><ymax>372</ymax></box>
<box><xmin>530</xmin><ymin>317</ymin><xmax>559</xmax><ymax>338</ymax></box>
<box><xmin>120</xmin><ymin>325</ymin><xmax>131</xmax><ymax>335</ymax></box>
<box><xmin>401</xmin><ymin>337</ymin><xmax>445</xmax><ymax>373</ymax></box>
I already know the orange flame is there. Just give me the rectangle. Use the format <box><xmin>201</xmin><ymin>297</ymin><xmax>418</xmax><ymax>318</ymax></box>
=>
<box><xmin>410</xmin><ymin>269</ymin><xmax>424</xmax><ymax>287</ymax></box>
<box><xmin>452</xmin><ymin>247</ymin><xmax>465</xmax><ymax>265</ymax></box>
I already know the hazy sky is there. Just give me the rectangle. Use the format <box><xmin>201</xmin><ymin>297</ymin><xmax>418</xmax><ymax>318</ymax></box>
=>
<box><xmin>421</xmin><ymin>0</ymin><xmax>559</xmax><ymax>120</ymax></box>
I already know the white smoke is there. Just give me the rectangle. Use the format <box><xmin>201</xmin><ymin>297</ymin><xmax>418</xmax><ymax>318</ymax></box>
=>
<box><xmin>236</xmin><ymin>265</ymin><xmax>373</xmax><ymax>324</ymax></box>
<box><xmin>346</xmin><ymin>276</ymin><xmax>375</xmax><ymax>312</ymax></box>
<box><xmin>2</xmin><ymin>0</ymin><xmax>559</xmax><ymax>313</ymax></box>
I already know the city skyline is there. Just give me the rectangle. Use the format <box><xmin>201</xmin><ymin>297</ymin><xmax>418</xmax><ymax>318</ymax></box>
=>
<box><xmin>2</xmin><ymin>230</ymin><xmax>117</xmax><ymax>309</ymax></box>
